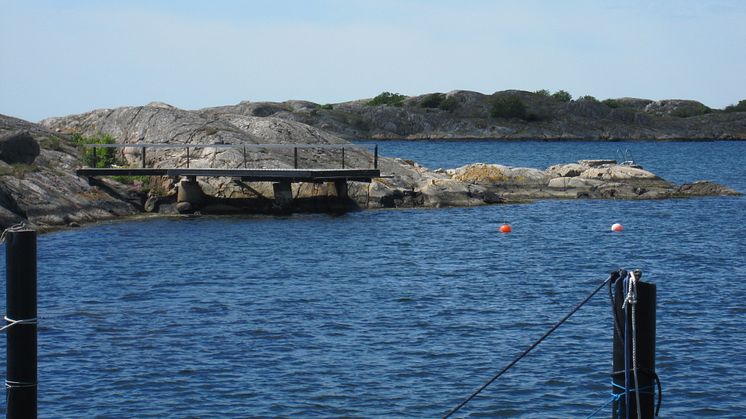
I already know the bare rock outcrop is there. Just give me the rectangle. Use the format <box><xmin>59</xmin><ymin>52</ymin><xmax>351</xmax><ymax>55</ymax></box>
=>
<box><xmin>444</xmin><ymin>160</ymin><xmax>739</xmax><ymax>202</ymax></box>
<box><xmin>0</xmin><ymin>114</ymin><xmax>138</xmax><ymax>230</ymax></box>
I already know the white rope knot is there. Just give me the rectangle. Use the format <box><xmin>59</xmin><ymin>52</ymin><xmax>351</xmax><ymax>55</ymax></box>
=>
<box><xmin>1</xmin><ymin>315</ymin><xmax>38</xmax><ymax>332</ymax></box>
<box><xmin>1</xmin><ymin>221</ymin><xmax>30</xmax><ymax>243</ymax></box>
<box><xmin>622</xmin><ymin>271</ymin><xmax>638</xmax><ymax>308</ymax></box>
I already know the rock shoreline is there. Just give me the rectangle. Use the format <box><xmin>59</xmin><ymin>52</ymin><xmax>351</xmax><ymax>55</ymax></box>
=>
<box><xmin>0</xmin><ymin>103</ymin><xmax>742</xmax><ymax>231</ymax></box>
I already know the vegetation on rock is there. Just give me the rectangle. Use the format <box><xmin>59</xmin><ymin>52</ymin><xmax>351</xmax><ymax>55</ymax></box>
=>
<box><xmin>602</xmin><ymin>99</ymin><xmax>621</xmax><ymax>108</ymax></box>
<box><xmin>367</xmin><ymin>92</ymin><xmax>407</xmax><ymax>107</ymax></box>
<box><xmin>724</xmin><ymin>99</ymin><xmax>746</xmax><ymax>113</ymax></box>
<box><xmin>551</xmin><ymin>90</ymin><xmax>572</xmax><ymax>103</ymax></box>
<box><xmin>578</xmin><ymin>95</ymin><xmax>599</xmax><ymax>102</ymax></box>
<box><xmin>72</xmin><ymin>133</ymin><xmax>118</xmax><ymax>168</ymax></box>
<box><xmin>419</xmin><ymin>93</ymin><xmax>459</xmax><ymax>112</ymax></box>
<box><xmin>671</xmin><ymin>104</ymin><xmax>712</xmax><ymax>118</ymax></box>
<box><xmin>490</xmin><ymin>95</ymin><xmax>527</xmax><ymax>119</ymax></box>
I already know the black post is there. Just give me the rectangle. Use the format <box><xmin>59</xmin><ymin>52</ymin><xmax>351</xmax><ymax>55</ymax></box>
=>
<box><xmin>5</xmin><ymin>228</ymin><xmax>38</xmax><ymax>418</ymax></box>
<box><xmin>341</xmin><ymin>147</ymin><xmax>345</xmax><ymax>169</ymax></box>
<box><xmin>612</xmin><ymin>270</ymin><xmax>656</xmax><ymax>418</ymax></box>
<box><xmin>186</xmin><ymin>147</ymin><xmax>190</xmax><ymax>168</ymax></box>
<box><xmin>91</xmin><ymin>146</ymin><xmax>98</xmax><ymax>168</ymax></box>
<box><xmin>141</xmin><ymin>146</ymin><xmax>146</xmax><ymax>168</ymax></box>
<box><xmin>243</xmin><ymin>146</ymin><xmax>247</xmax><ymax>169</ymax></box>
<box><xmin>294</xmin><ymin>147</ymin><xmax>298</xmax><ymax>169</ymax></box>
<box><xmin>374</xmin><ymin>145</ymin><xmax>378</xmax><ymax>169</ymax></box>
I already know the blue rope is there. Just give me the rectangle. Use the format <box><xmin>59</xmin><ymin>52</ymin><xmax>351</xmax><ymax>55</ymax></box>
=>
<box><xmin>585</xmin><ymin>393</ymin><xmax>621</xmax><ymax>418</ymax></box>
<box><xmin>586</xmin><ymin>384</ymin><xmax>657</xmax><ymax>419</ymax></box>
<box><xmin>611</xmin><ymin>382</ymin><xmax>655</xmax><ymax>394</ymax></box>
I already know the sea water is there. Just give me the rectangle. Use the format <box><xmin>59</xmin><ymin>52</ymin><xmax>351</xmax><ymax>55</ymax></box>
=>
<box><xmin>1</xmin><ymin>140</ymin><xmax>745</xmax><ymax>417</ymax></box>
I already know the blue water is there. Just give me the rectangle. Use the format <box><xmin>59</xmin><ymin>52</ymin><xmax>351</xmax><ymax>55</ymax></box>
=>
<box><xmin>2</xmin><ymin>140</ymin><xmax>746</xmax><ymax>417</ymax></box>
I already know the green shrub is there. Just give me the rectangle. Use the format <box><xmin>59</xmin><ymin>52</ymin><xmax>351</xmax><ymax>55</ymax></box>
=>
<box><xmin>490</xmin><ymin>95</ymin><xmax>527</xmax><ymax>119</ymax></box>
<box><xmin>111</xmin><ymin>175</ymin><xmax>151</xmax><ymax>189</ymax></box>
<box><xmin>602</xmin><ymin>99</ymin><xmax>621</xmax><ymax>108</ymax></box>
<box><xmin>724</xmin><ymin>99</ymin><xmax>746</xmax><ymax>113</ymax></box>
<box><xmin>317</xmin><ymin>103</ymin><xmax>334</xmax><ymax>110</ymax></box>
<box><xmin>0</xmin><ymin>163</ymin><xmax>39</xmax><ymax>178</ymax></box>
<box><xmin>534</xmin><ymin>89</ymin><xmax>550</xmax><ymax>97</ymax></box>
<box><xmin>39</xmin><ymin>136</ymin><xmax>63</xmax><ymax>151</ymax></box>
<box><xmin>671</xmin><ymin>104</ymin><xmax>712</xmax><ymax>118</ymax></box>
<box><xmin>72</xmin><ymin>133</ymin><xmax>118</xmax><ymax>168</ymax></box>
<box><xmin>420</xmin><ymin>93</ymin><xmax>445</xmax><ymax>109</ymax></box>
<box><xmin>438</xmin><ymin>95</ymin><xmax>459</xmax><ymax>112</ymax></box>
<box><xmin>551</xmin><ymin>90</ymin><xmax>572</xmax><ymax>103</ymax></box>
<box><xmin>367</xmin><ymin>91</ymin><xmax>407</xmax><ymax>107</ymax></box>
<box><xmin>578</xmin><ymin>95</ymin><xmax>599</xmax><ymax>102</ymax></box>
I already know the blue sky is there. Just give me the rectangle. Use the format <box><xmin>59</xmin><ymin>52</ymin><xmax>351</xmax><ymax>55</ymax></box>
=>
<box><xmin>1</xmin><ymin>0</ymin><xmax>744</xmax><ymax>121</ymax></box>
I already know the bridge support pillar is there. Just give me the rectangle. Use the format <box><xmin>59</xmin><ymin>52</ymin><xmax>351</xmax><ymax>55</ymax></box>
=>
<box><xmin>273</xmin><ymin>182</ymin><xmax>293</xmax><ymax>211</ymax></box>
<box><xmin>177</xmin><ymin>177</ymin><xmax>204</xmax><ymax>213</ymax></box>
<box><xmin>334</xmin><ymin>180</ymin><xmax>348</xmax><ymax>199</ymax></box>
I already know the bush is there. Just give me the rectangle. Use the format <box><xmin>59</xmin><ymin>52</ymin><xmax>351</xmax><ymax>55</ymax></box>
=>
<box><xmin>551</xmin><ymin>90</ymin><xmax>572</xmax><ymax>103</ymax></box>
<box><xmin>72</xmin><ymin>133</ymin><xmax>118</xmax><ymax>168</ymax></box>
<box><xmin>578</xmin><ymin>95</ymin><xmax>599</xmax><ymax>102</ymax></box>
<box><xmin>724</xmin><ymin>99</ymin><xmax>746</xmax><ymax>113</ymax></box>
<box><xmin>490</xmin><ymin>95</ymin><xmax>527</xmax><ymax>119</ymax></box>
<box><xmin>534</xmin><ymin>89</ymin><xmax>550</xmax><ymax>97</ymax></box>
<box><xmin>317</xmin><ymin>103</ymin><xmax>334</xmax><ymax>110</ymax></box>
<box><xmin>438</xmin><ymin>95</ymin><xmax>459</xmax><ymax>112</ymax></box>
<box><xmin>111</xmin><ymin>175</ymin><xmax>151</xmax><ymax>190</ymax></box>
<box><xmin>367</xmin><ymin>91</ymin><xmax>407</xmax><ymax>107</ymax></box>
<box><xmin>420</xmin><ymin>93</ymin><xmax>445</xmax><ymax>109</ymax></box>
<box><xmin>671</xmin><ymin>104</ymin><xmax>712</xmax><ymax>118</ymax></box>
<box><xmin>602</xmin><ymin>99</ymin><xmax>621</xmax><ymax>108</ymax></box>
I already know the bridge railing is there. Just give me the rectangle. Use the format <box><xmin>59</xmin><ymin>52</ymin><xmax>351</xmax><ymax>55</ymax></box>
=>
<box><xmin>82</xmin><ymin>143</ymin><xmax>379</xmax><ymax>170</ymax></box>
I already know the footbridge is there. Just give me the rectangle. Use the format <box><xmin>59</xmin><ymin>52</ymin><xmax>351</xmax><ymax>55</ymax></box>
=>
<box><xmin>76</xmin><ymin>143</ymin><xmax>381</xmax><ymax>210</ymax></box>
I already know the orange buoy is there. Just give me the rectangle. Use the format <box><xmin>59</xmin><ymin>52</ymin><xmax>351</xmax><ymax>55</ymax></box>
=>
<box><xmin>499</xmin><ymin>224</ymin><xmax>512</xmax><ymax>233</ymax></box>
<box><xmin>611</xmin><ymin>223</ymin><xmax>624</xmax><ymax>232</ymax></box>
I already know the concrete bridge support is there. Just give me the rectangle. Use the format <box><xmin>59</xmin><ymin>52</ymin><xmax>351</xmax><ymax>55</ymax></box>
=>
<box><xmin>273</xmin><ymin>182</ymin><xmax>293</xmax><ymax>211</ymax></box>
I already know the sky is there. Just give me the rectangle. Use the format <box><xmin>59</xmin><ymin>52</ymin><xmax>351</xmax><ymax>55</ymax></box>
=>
<box><xmin>1</xmin><ymin>0</ymin><xmax>745</xmax><ymax>122</ymax></box>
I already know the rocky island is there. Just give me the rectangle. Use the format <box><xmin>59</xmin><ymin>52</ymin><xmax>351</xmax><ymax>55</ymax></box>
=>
<box><xmin>1</xmin><ymin>89</ymin><xmax>743</xmax><ymax>230</ymax></box>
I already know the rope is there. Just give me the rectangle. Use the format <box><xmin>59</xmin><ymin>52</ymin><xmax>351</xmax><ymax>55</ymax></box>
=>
<box><xmin>586</xmin><ymin>392</ymin><xmax>622</xmax><ymax>418</ymax></box>
<box><xmin>629</xmin><ymin>271</ymin><xmax>642</xmax><ymax>419</ymax></box>
<box><xmin>0</xmin><ymin>221</ymin><xmax>29</xmax><ymax>243</ymax></box>
<box><xmin>1</xmin><ymin>316</ymin><xmax>38</xmax><ymax>332</ymax></box>
<box><xmin>442</xmin><ymin>273</ymin><xmax>616</xmax><ymax>418</ymax></box>
<box><xmin>5</xmin><ymin>380</ymin><xmax>36</xmax><ymax>389</ymax></box>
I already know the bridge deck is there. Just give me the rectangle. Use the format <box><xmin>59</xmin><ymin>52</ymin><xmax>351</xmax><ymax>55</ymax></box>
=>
<box><xmin>76</xmin><ymin>167</ymin><xmax>380</xmax><ymax>182</ymax></box>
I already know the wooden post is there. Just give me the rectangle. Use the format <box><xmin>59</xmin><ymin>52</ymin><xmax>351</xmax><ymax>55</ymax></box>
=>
<box><xmin>141</xmin><ymin>146</ymin><xmax>146</xmax><ymax>168</ymax></box>
<box><xmin>186</xmin><ymin>147</ymin><xmax>190</xmax><ymax>168</ymax></box>
<box><xmin>5</xmin><ymin>227</ymin><xmax>38</xmax><ymax>419</ymax></box>
<box><xmin>294</xmin><ymin>147</ymin><xmax>298</xmax><ymax>169</ymax></box>
<box><xmin>91</xmin><ymin>146</ymin><xmax>98</xmax><ymax>168</ymax></box>
<box><xmin>612</xmin><ymin>270</ymin><xmax>656</xmax><ymax>418</ymax></box>
<box><xmin>243</xmin><ymin>146</ymin><xmax>247</xmax><ymax>169</ymax></box>
<box><xmin>374</xmin><ymin>145</ymin><xmax>378</xmax><ymax>169</ymax></box>
<box><xmin>341</xmin><ymin>147</ymin><xmax>345</xmax><ymax>169</ymax></box>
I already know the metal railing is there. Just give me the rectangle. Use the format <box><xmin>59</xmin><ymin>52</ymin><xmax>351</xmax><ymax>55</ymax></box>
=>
<box><xmin>83</xmin><ymin>143</ymin><xmax>379</xmax><ymax>170</ymax></box>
